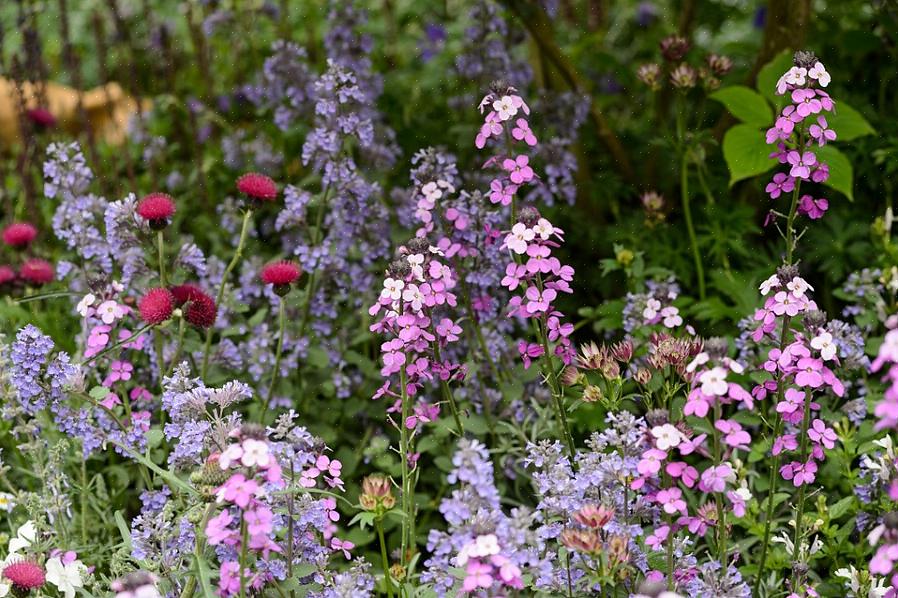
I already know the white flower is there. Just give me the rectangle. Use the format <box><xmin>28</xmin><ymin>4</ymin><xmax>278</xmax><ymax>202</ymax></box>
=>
<box><xmin>8</xmin><ymin>520</ymin><xmax>37</xmax><ymax>554</ymax></box>
<box><xmin>759</xmin><ymin>274</ymin><xmax>780</xmax><ymax>296</ymax></box>
<box><xmin>651</xmin><ymin>424</ymin><xmax>683</xmax><ymax>450</ymax></box>
<box><xmin>772</xmin><ymin>531</ymin><xmax>795</xmax><ymax>556</ymax></box>
<box><xmin>492</xmin><ymin>95</ymin><xmax>518</xmax><ymax>121</ymax></box>
<box><xmin>787</xmin><ymin>276</ymin><xmax>813</xmax><ymax>297</ymax></box>
<box><xmin>642</xmin><ymin>298</ymin><xmax>662</xmax><ymax>320</ymax></box>
<box><xmin>0</xmin><ymin>493</ymin><xmax>14</xmax><ymax>513</ymax></box>
<box><xmin>811</xmin><ymin>331</ymin><xmax>837</xmax><ymax>361</ymax></box>
<box><xmin>218</xmin><ymin>444</ymin><xmax>243</xmax><ymax>469</ymax></box>
<box><xmin>699</xmin><ymin>367</ymin><xmax>728</xmax><ymax>396</ymax></box>
<box><xmin>97</xmin><ymin>300</ymin><xmax>125</xmax><ymax>324</ymax></box>
<box><xmin>76</xmin><ymin>293</ymin><xmax>96</xmax><ymax>317</ymax></box>
<box><xmin>421</xmin><ymin>181</ymin><xmax>442</xmax><ymax>203</ymax></box>
<box><xmin>240</xmin><ymin>439</ymin><xmax>271</xmax><ymax>468</ymax></box>
<box><xmin>471</xmin><ymin>534</ymin><xmax>500</xmax><ymax>557</ymax></box>
<box><xmin>402</xmin><ymin>284</ymin><xmax>425</xmax><ymax>312</ymax></box>
<box><xmin>381</xmin><ymin>278</ymin><xmax>405</xmax><ymax>301</ymax></box>
<box><xmin>808</xmin><ymin>61</ymin><xmax>830</xmax><ymax>87</ymax></box>
<box><xmin>505</xmin><ymin>223</ymin><xmax>534</xmax><ymax>255</ymax></box>
<box><xmin>45</xmin><ymin>556</ymin><xmax>87</xmax><ymax>598</ymax></box>
<box><xmin>532</xmin><ymin>218</ymin><xmax>554</xmax><ymax>240</ymax></box>
<box><xmin>686</xmin><ymin>352</ymin><xmax>709</xmax><ymax>373</ymax></box>
<box><xmin>660</xmin><ymin>306</ymin><xmax>682</xmax><ymax>328</ymax></box>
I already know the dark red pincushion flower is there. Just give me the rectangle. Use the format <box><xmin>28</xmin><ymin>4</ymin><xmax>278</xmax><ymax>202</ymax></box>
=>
<box><xmin>137</xmin><ymin>193</ymin><xmax>176</xmax><ymax>228</ymax></box>
<box><xmin>3</xmin><ymin>559</ymin><xmax>46</xmax><ymax>590</ymax></box>
<box><xmin>261</xmin><ymin>261</ymin><xmax>301</xmax><ymax>286</ymax></box>
<box><xmin>170</xmin><ymin>284</ymin><xmax>217</xmax><ymax>328</ymax></box>
<box><xmin>2</xmin><ymin>222</ymin><xmax>38</xmax><ymax>248</ymax></box>
<box><xmin>236</xmin><ymin>172</ymin><xmax>278</xmax><ymax>201</ymax></box>
<box><xmin>26</xmin><ymin>107</ymin><xmax>56</xmax><ymax>129</ymax></box>
<box><xmin>18</xmin><ymin>259</ymin><xmax>54</xmax><ymax>285</ymax></box>
<box><xmin>0</xmin><ymin>265</ymin><xmax>16</xmax><ymax>285</ymax></box>
<box><xmin>169</xmin><ymin>283</ymin><xmax>204</xmax><ymax>306</ymax></box>
<box><xmin>139</xmin><ymin>288</ymin><xmax>175</xmax><ymax>324</ymax></box>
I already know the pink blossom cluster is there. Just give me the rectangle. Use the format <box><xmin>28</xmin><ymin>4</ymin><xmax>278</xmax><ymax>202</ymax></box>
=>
<box><xmin>872</xmin><ymin>327</ymin><xmax>898</xmax><ymax>430</ymax></box>
<box><xmin>454</xmin><ymin>534</ymin><xmax>523</xmax><ymax>593</ymax></box>
<box><xmin>369</xmin><ymin>242</ymin><xmax>466</xmax><ymax>422</ymax></box>
<box><xmin>207</xmin><ymin>432</ymin><xmax>284</xmax><ymax>596</ymax></box>
<box><xmin>501</xmin><ymin>214</ymin><xmax>576</xmax><ymax>367</ymax></box>
<box><xmin>765</xmin><ymin>57</ymin><xmax>835</xmax><ymax>221</ymax></box>
<box><xmin>751</xmin><ymin>272</ymin><xmax>844</xmax><ymax>486</ymax></box>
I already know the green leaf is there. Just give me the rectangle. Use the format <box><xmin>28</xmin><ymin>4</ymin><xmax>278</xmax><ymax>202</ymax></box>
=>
<box><xmin>756</xmin><ymin>50</ymin><xmax>794</xmax><ymax>103</ymax></box>
<box><xmin>710</xmin><ymin>86</ymin><xmax>772</xmax><ymax>125</ymax></box>
<box><xmin>721</xmin><ymin>123</ymin><xmax>777</xmax><ymax>186</ymax></box>
<box><xmin>827</xmin><ymin>101</ymin><xmax>875</xmax><ymax>141</ymax></box>
<box><xmin>816</xmin><ymin>145</ymin><xmax>854</xmax><ymax>200</ymax></box>
<box><xmin>828</xmin><ymin>496</ymin><xmax>855</xmax><ymax>520</ymax></box>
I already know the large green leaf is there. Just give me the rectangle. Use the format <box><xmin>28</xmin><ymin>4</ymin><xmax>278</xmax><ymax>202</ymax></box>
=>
<box><xmin>711</xmin><ymin>85</ymin><xmax>773</xmax><ymax>125</ymax></box>
<box><xmin>756</xmin><ymin>50</ymin><xmax>793</xmax><ymax>103</ymax></box>
<box><xmin>722</xmin><ymin>123</ymin><xmax>777</xmax><ymax>186</ymax></box>
<box><xmin>827</xmin><ymin>101</ymin><xmax>875</xmax><ymax>141</ymax></box>
<box><xmin>816</xmin><ymin>145</ymin><xmax>854</xmax><ymax>201</ymax></box>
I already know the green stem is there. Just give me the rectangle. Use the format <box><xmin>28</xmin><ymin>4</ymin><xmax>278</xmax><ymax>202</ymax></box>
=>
<box><xmin>376</xmin><ymin>520</ymin><xmax>395</xmax><ymax>598</ymax></box>
<box><xmin>166</xmin><ymin>316</ymin><xmax>186</xmax><ymax>377</ymax></box>
<box><xmin>201</xmin><ymin>209</ymin><xmax>253</xmax><ymax>379</ymax></box>
<box><xmin>790</xmin><ymin>390</ymin><xmax>813</xmax><ymax>588</ymax></box>
<box><xmin>431</xmin><ymin>340</ymin><xmax>464</xmax><ymax>436</ymax></box>
<box><xmin>537</xmin><ymin>318</ymin><xmax>576</xmax><ymax>463</ymax></box>
<box><xmin>680</xmin><ymin>153</ymin><xmax>705</xmax><ymax>300</ymax></box>
<box><xmin>711</xmin><ymin>401</ymin><xmax>727</xmax><ymax>564</ymax></box>
<box><xmin>785</xmin><ymin>181</ymin><xmax>802</xmax><ymax>264</ymax></box>
<box><xmin>399</xmin><ymin>365</ymin><xmax>414</xmax><ymax>567</ymax></box>
<box><xmin>179</xmin><ymin>503</ymin><xmax>217</xmax><ymax>598</ymax></box>
<box><xmin>262</xmin><ymin>299</ymin><xmax>287</xmax><ymax>415</ymax></box>
<box><xmin>157</xmin><ymin>229</ymin><xmax>167</xmax><ymax>287</ymax></box>
<box><xmin>239</xmin><ymin>517</ymin><xmax>248</xmax><ymax>598</ymax></box>
<box><xmin>80</xmin><ymin>457</ymin><xmax>88</xmax><ymax>544</ymax></box>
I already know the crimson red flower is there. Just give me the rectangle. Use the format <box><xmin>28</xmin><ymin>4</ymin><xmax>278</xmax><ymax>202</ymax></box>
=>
<box><xmin>18</xmin><ymin>259</ymin><xmax>54</xmax><ymax>286</ymax></box>
<box><xmin>3</xmin><ymin>559</ymin><xmax>45</xmax><ymax>590</ymax></box>
<box><xmin>236</xmin><ymin>173</ymin><xmax>278</xmax><ymax>202</ymax></box>
<box><xmin>26</xmin><ymin>107</ymin><xmax>56</xmax><ymax>128</ymax></box>
<box><xmin>2</xmin><ymin>222</ymin><xmax>38</xmax><ymax>248</ymax></box>
<box><xmin>137</xmin><ymin>193</ymin><xmax>176</xmax><ymax>228</ymax></box>
<box><xmin>261</xmin><ymin>261</ymin><xmax>301</xmax><ymax>285</ymax></box>
<box><xmin>261</xmin><ymin>260</ymin><xmax>302</xmax><ymax>297</ymax></box>
<box><xmin>139</xmin><ymin>288</ymin><xmax>175</xmax><ymax>324</ymax></box>
<box><xmin>0</xmin><ymin>265</ymin><xmax>15</xmax><ymax>285</ymax></box>
<box><xmin>170</xmin><ymin>284</ymin><xmax>217</xmax><ymax>328</ymax></box>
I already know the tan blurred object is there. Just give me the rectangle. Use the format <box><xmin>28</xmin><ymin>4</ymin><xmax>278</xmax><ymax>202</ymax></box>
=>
<box><xmin>0</xmin><ymin>78</ymin><xmax>148</xmax><ymax>146</ymax></box>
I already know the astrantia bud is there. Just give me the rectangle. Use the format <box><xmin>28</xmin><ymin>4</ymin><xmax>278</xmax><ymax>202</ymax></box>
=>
<box><xmin>261</xmin><ymin>261</ymin><xmax>301</xmax><ymax>296</ymax></box>
<box><xmin>611</xmin><ymin>339</ymin><xmax>633</xmax><ymax>362</ymax></box>
<box><xmin>636</xmin><ymin>63</ymin><xmax>662</xmax><ymax>90</ymax></box>
<box><xmin>707</xmin><ymin>54</ymin><xmax>733</xmax><ymax>76</ymax></box>
<box><xmin>139</xmin><ymin>288</ymin><xmax>175</xmax><ymax>325</ymax></box>
<box><xmin>136</xmin><ymin>193</ymin><xmax>176</xmax><ymax>229</ymax></box>
<box><xmin>2</xmin><ymin>559</ymin><xmax>45</xmax><ymax>592</ymax></box>
<box><xmin>582</xmin><ymin>385</ymin><xmax>603</xmax><ymax>403</ymax></box>
<box><xmin>360</xmin><ymin>475</ymin><xmax>395</xmax><ymax>512</ymax></box>
<box><xmin>634</xmin><ymin>368</ymin><xmax>653</xmax><ymax>385</ymax></box>
<box><xmin>236</xmin><ymin>172</ymin><xmax>278</xmax><ymax>202</ymax></box>
<box><xmin>659</xmin><ymin>35</ymin><xmax>690</xmax><ymax>61</ymax></box>
<box><xmin>573</xmin><ymin>504</ymin><xmax>614</xmax><ymax>529</ymax></box>
<box><xmin>18</xmin><ymin>259</ymin><xmax>54</xmax><ymax>286</ymax></box>
<box><xmin>26</xmin><ymin>107</ymin><xmax>56</xmax><ymax>129</ymax></box>
<box><xmin>560</xmin><ymin>528</ymin><xmax>602</xmax><ymax>554</ymax></box>
<box><xmin>560</xmin><ymin>365</ymin><xmax>581</xmax><ymax>387</ymax></box>
<box><xmin>670</xmin><ymin>63</ymin><xmax>697</xmax><ymax>89</ymax></box>
<box><xmin>2</xmin><ymin>223</ymin><xmax>38</xmax><ymax>248</ymax></box>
